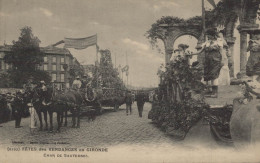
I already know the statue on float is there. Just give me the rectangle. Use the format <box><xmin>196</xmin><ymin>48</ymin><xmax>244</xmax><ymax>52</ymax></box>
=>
<box><xmin>230</xmin><ymin>29</ymin><xmax>260</xmax><ymax>148</ymax></box>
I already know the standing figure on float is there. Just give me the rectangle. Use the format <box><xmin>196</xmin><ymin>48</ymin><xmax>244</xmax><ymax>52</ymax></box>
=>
<box><xmin>196</xmin><ymin>26</ymin><xmax>227</xmax><ymax>98</ymax></box>
<box><xmin>217</xmin><ymin>28</ymin><xmax>231</xmax><ymax>86</ymax></box>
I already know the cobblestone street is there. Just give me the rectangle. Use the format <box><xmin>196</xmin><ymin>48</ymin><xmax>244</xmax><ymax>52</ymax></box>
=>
<box><xmin>1</xmin><ymin>103</ymin><xmax>259</xmax><ymax>163</ymax></box>
<box><xmin>0</xmin><ymin>103</ymin><xmax>182</xmax><ymax>148</ymax></box>
<box><xmin>0</xmin><ymin>102</ymin><xmax>221</xmax><ymax>149</ymax></box>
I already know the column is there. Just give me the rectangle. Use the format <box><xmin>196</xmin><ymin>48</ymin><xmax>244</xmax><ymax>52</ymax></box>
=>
<box><xmin>165</xmin><ymin>48</ymin><xmax>173</xmax><ymax>64</ymax></box>
<box><xmin>239</xmin><ymin>31</ymin><xmax>248</xmax><ymax>76</ymax></box>
<box><xmin>163</xmin><ymin>34</ymin><xmax>175</xmax><ymax>64</ymax></box>
<box><xmin>226</xmin><ymin>37</ymin><xmax>236</xmax><ymax>78</ymax></box>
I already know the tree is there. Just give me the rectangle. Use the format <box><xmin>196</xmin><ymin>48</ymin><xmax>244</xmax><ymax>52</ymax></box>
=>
<box><xmin>3</xmin><ymin>26</ymin><xmax>51</xmax><ymax>88</ymax></box>
<box><xmin>4</xmin><ymin>26</ymin><xmax>43</xmax><ymax>71</ymax></box>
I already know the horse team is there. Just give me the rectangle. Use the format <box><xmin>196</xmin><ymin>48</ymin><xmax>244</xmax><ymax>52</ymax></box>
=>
<box><xmin>1</xmin><ymin>86</ymin><xmax>99</xmax><ymax>132</ymax></box>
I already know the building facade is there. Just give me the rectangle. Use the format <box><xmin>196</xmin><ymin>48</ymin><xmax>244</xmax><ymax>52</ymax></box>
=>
<box><xmin>0</xmin><ymin>45</ymin><xmax>82</xmax><ymax>89</ymax></box>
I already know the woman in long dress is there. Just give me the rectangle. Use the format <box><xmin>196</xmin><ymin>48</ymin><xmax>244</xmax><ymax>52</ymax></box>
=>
<box><xmin>217</xmin><ymin>31</ymin><xmax>230</xmax><ymax>85</ymax></box>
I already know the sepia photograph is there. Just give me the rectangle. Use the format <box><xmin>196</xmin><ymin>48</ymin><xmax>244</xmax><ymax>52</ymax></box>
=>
<box><xmin>0</xmin><ymin>0</ymin><xmax>260</xmax><ymax>162</ymax></box>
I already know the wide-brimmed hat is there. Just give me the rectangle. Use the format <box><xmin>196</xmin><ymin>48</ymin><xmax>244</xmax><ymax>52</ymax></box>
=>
<box><xmin>205</xmin><ymin>27</ymin><xmax>218</xmax><ymax>37</ymax></box>
<box><xmin>76</xmin><ymin>76</ymin><xmax>80</xmax><ymax>79</ymax></box>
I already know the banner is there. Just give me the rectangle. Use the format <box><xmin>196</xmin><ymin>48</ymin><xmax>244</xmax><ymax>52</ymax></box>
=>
<box><xmin>64</xmin><ymin>34</ymin><xmax>97</xmax><ymax>50</ymax></box>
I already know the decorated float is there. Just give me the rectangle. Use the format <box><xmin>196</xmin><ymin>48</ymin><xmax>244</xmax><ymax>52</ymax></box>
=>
<box><xmin>147</xmin><ymin>0</ymin><xmax>260</xmax><ymax>146</ymax></box>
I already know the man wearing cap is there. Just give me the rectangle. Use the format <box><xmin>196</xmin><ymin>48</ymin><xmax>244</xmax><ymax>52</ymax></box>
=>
<box><xmin>72</xmin><ymin>76</ymin><xmax>82</xmax><ymax>90</ymax></box>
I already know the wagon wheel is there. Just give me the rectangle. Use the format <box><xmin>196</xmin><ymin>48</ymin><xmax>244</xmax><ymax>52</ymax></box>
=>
<box><xmin>114</xmin><ymin>102</ymin><xmax>119</xmax><ymax>112</ymax></box>
<box><xmin>95</xmin><ymin>102</ymin><xmax>103</xmax><ymax>115</ymax></box>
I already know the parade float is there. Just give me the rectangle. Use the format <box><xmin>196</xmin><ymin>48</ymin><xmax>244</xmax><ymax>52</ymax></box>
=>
<box><xmin>147</xmin><ymin>0</ymin><xmax>260</xmax><ymax>146</ymax></box>
<box><xmin>92</xmin><ymin>49</ymin><xmax>127</xmax><ymax>112</ymax></box>
<box><xmin>80</xmin><ymin>49</ymin><xmax>127</xmax><ymax>114</ymax></box>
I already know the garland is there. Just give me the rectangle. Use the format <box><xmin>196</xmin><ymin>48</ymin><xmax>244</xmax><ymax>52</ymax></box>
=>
<box><xmin>149</xmin><ymin>56</ymin><xmax>209</xmax><ymax>139</ymax></box>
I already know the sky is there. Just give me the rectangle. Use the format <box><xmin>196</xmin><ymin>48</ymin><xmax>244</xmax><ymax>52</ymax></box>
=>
<box><xmin>0</xmin><ymin>0</ymin><xmax>219</xmax><ymax>87</ymax></box>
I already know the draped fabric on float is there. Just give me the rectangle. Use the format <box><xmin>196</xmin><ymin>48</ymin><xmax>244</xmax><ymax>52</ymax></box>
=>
<box><xmin>64</xmin><ymin>34</ymin><xmax>97</xmax><ymax>50</ymax></box>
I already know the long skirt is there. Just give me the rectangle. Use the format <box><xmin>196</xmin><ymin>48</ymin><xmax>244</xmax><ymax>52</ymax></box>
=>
<box><xmin>204</xmin><ymin>50</ymin><xmax>222</xmax><ymax>81</ymax></box>
<box><xmin>29</xmin><ymin>105</ymin><xmax>37</xmax><ymax>129</ymax></box>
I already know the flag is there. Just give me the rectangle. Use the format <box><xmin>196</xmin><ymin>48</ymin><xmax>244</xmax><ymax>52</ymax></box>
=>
<box><xmin>64</xmin><ymin>34</ymin><xmax>97</xmax><ymax>50</ymax></box>
<box><xmin>121</xmin><ymin>65</ymin><xmax>129</xmax><ymax>72</ymax></box>
<box><xmin>207</xmin><ymin>0</ymin><xmax>216</xmax><ymax>8</ymax></box>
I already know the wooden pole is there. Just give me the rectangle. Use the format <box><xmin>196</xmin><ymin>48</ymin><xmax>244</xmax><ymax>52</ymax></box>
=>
<box><xmin>126</xmin><ymin>51</ymin><xmax>128</xmax><ymax>87</ymax></box>
<box><xmin>202</xmin><ymin>0</ymin><xmax>206</xmax><ymax>40</ymax></box>
<box><xmin>96</xmin><ymin>34</ymin><xmax>98</xmax><ymax>63</ymax></box>
<box><xmin>115</xmin><ymin>52</ymin><xmax>117</xmax><ymax>69</ymax></box>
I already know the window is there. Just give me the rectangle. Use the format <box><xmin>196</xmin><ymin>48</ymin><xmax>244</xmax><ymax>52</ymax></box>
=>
<box><xmin>61</xmin><ymin>74</ymin><xmax>65</xmax><ymax>82</ymax></box>
<box><xmin>1</xmin><ymin>60</ymin><xmax>4</xmax><ymax>70</ymax></box>
<box><xmin>52</xmin><ymin>74</ymin><xmax>57</xmax><ymax>82</ymax></box>
<box><xmin>60</xmin><ymin>65</ymin><xmax>64</xmax><ymax>71</ymax></box>
<box><xmin>52</xmin><ymin>64</ymin><xmax>57</xmax><ymax>71</ymax></box>
<box><xmin>0</xmin><ymin>60</ymin><xmax>2</xmax><ymax>70</ymax></box>
<box><xmin>52</xmin><ymin>56</ymin><xmax>56</xmax><ymax>63</ymax></box>
<box><xmin>6</xmin><ymin>64</ymin><xmax>9</xmax><ymax>70</ymax></box>
<box><xmin>43</xmin><ymin>64</ymin><xmax>48</xmax><ymax>71</ymax></box>
<box><xmin>61</xmin><ymin>57</ymin><xmax>65</xmax><ymax>63</ymax></box>
<box><xmin>44</xmin><ymin>56</ymin><xmax>48</xmax><ymax>62</ymax></box>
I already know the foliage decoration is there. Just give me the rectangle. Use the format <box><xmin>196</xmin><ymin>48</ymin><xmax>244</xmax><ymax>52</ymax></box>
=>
<box><xmin>90</xmin><ymin>49</ymin><xmax>126</xmax><ymax>90</ymax></box>
<box><xmin>149</xmin><ymin>56</ymin><xmax>209</xmax><ymax>139</ymax></box>
<box><xmin>145</xmin><ymin>16</ymin><xmax>202</xmax><ymax>54</ymax></box>
<box><xmin>205</xmin><ymin>0</ymin><xmax>237</xmax><ymax>29</ymax></box>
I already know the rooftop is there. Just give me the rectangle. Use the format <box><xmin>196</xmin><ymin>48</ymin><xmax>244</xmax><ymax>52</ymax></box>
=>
<box><xmin>0</xmin><ymin>44</ymin><xmax>72</xmax><ymax>56</ymax></box>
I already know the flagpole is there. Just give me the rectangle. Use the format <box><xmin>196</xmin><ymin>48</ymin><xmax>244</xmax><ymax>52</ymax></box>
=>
<box><xmin>126</xmin><ymin>51</ymin><xmax>128</xmax><ymax>87</ymax></box>
<box><xmin>202</xmin><ymin>0</ymin><xmax>206</xmax><ymax>41</ymax></box>
<box><xmin>96</xmin><ymin>34</ymin><xmax>98</xmax><ymax>63</ymax></box>
<box><xmin>115</xmin><ymin>52</ymin><xmax>117</xmax><ymax>69</ymax></box>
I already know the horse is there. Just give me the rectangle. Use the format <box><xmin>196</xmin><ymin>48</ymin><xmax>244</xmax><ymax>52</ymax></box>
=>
<box><xmin>51</xmin><ymin>89</ymin><xmax>85</xmax><ymax>129</ymax></box>
<box><xmin>23</xmin><ymin>88</ymin><xmax>49</xmax><ymax>131</ymax></box>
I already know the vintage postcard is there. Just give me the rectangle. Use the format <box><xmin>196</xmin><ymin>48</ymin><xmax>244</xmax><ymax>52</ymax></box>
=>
<box><xmin>0</xmin><ymin>0</ymin><xmax>260</xmax><ymax>162</ymax></box>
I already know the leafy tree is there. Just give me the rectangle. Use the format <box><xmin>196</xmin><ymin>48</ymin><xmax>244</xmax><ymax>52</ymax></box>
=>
<box><xmin>3</xmin><ymin>26</ymin><xmax>51</xmax><ymax>88</ymax></box>
<box><xmin>0</xmin><ymin>72</ymin><xmax>12</xmax><ymax>88</ymax></box>
<box><xmin>4</xmin><ymin>26</ymin><xmax>43</xmax><ymax>70</ymax></box>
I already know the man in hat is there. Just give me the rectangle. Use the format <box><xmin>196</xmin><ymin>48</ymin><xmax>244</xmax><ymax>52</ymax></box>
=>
<box><xmin>12</xmin><ymin>91</ymin><xmax>24</xmax><ymax>128</ymax></box>
<box><xmin>23</xmin><ymin>76</ymin><xmax>35</xmax><ymax>93</ymax></box>
<box><xmin>72</xmin><ymin>76</ymin><xmax>82</xmax><ymax>90</ymax></box>
<box><xmin>125</xmin><ymin>90</ymin><xmax>133</xmax><ymax>115</ymax></box>
<box><xmin>136</xmin><ymin>92</ymin><xmax>146</xmax><ymax>118</ymax></box>
<box><xmin>39</xmin><ymin>81</ymin><xmax>48</xmax><ymax>104</ymax></box>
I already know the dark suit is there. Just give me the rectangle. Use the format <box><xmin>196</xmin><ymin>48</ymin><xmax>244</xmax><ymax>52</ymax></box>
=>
<box><xmin>12</xmin><ymin>96</ymin><xmax>24</xmax><ymax>127</ymax></box>
<box><xmin>125</xmin><ymin>92</ymin><xmax>133</xmax><ymax>115</ymax></box>
<box><xmin>136</xmin><ymin>94</ymin><xmax>146</xmax><ymax>117</ymax></box>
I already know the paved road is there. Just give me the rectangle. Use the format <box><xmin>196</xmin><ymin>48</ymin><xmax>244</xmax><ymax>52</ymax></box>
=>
<box><xmin>1</xmin><ymin>102</ymin><xmax>259</xmax><ymax>163</ymax></box>
<box><xmin>0</xmin><ymin>103</ymin><xmax>184</xmax><ymax>148</ymax></box>
<box><xmin>0</xmin><ymin>101</ymin><xmax>222</xmax><ymax>149</ymax></box>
